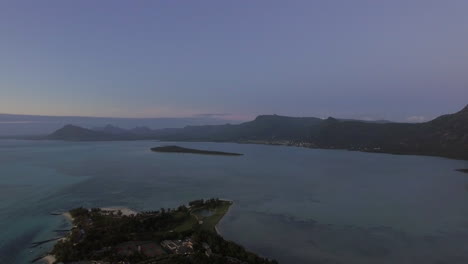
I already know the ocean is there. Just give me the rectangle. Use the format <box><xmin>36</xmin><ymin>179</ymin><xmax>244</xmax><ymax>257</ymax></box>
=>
<box><xmin>1</xmin><ymin>139</ymin><xmax>467</xmax><ymax>264</ymax></box>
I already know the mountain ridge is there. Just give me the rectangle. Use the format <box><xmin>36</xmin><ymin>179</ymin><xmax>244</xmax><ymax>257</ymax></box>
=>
<box><xmin>46</xmin><ymin>105</ymin><xmax>468</xmax><ymax>160</ymax></box>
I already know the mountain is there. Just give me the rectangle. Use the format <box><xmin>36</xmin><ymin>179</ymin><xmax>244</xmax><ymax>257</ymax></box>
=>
<box><xmin>130</xmin><ymin>126</ymin><xmax>154</xmax><ymax>135</ymax></box>
<box><xmin>155</xmin><ymin>115</ymin><xmax>323</xmax><ymax>141</ymax></box>
<box><xmin>93</xmin><ymin>124</ymin><xmax>129</xmax><ymax>135</ymax></box>
<box><xmin>92</xmin><ymin>124</ymin><xmax>158</xmax><ymax>136</ymax></box>
<box><xmin>315</xmin><ymin>107</ymin><xmax>468</xmax><ymax>159</ymax></box>
<box><xmin>47</xmin><ymin>124</ymin><xmax>170</xmax><ymax>141</ymax></box>
<box><xmin>154</xmin><ymin>106</ymin><xmax>468</xmax><ymax>159</ymax></box>
<box><xmin>46</xmin><ymin>105</ymin><xmax>468</xmax><ymax>160</ymax></box>
<box><xmin>47</xmin><ymin>125</ymin><xmax>112</xmax><ymax>141</ymax></box>
<box><xmin>0</xmin><ymin>113</ymin><xmax>237</xmax><ymax>136</ymax></box>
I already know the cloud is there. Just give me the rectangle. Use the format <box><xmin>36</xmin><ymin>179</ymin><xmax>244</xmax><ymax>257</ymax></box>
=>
<box><xmin>406</xmin><ymin>116</ymin><xmax>426</xmax><ymax>123</ymax></box>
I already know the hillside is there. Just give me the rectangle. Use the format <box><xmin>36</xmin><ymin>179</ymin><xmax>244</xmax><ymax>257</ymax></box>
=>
<box><xmin>155</xmin><ymin>105</ymin><xmax>468</xmax><ymax>159</ymax></box>
<box><xmin>46</xmin><ymin>106</ymin><xmax>468</xmax><ymax>160</ymax></box>
<box><xmin>155</xmin><ymin>115</ymin><xmax>323</xmax><ymax>141</ymax></box>
<box><xmin>47</xmin><ymin>124</ymin><xmax>158</xmax><ymax>141</ymax></box>
<box><xmin>47</xmin><ymin>125</ymin><xmax>111</xmax><ymax>141</ymax></box>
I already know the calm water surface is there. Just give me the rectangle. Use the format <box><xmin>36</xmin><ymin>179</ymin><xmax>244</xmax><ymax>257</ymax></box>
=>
<box><xmin>0</xmin><ymin>140</ymin><xmax>467</xmax><ymax>264</ymax></box>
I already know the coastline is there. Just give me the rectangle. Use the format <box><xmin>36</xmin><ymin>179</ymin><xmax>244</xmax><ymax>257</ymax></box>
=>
<box><xmin>41</xmin><ymin>255</ymin><xmax>56</xmax><ymax>264</ymax></box>
<box><xmin>215</xmin><ymin>200</ymin><xmax>234</xmax><ymax>235</ymax></box>
<box><xmin>42</xmin><ymin>200</ymin><xmax>274</xmax><ymax>264</ymax></box>
<box><xmin>63</xmin><ymin>211</ymin><xmax>73</xmax><ymax>222</ymax></box>
<box><xmin>40</xmin><ymin>207</ymin><xmax>136</xmax><ymax>264</ymax></box>
<box><xmin>41</xmin><ymin>203</ymin><xmax>234</xmax><ymax>263</ymax></box>
<box><xmin>40</xmin><ymin>212</ymin><xmax>74</xmax><ymax>264</ymax></box>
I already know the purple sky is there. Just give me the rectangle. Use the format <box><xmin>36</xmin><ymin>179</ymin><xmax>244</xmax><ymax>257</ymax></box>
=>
<box><xmin>1</xmin><ymin>0</ymin><xmax>467</xmax><ymax>122</ymax></box>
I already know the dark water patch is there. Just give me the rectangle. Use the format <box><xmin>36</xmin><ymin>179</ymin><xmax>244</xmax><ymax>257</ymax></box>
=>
<box><xmin>0</xmin><ymin>227</ymin><xmax>42</xmax><ymax>264</ymax></box>
<box><xmin>2</xmin><ymin>140</ymin><xmax>468</xmax><ymax>264</ymax></box>
<box><xmin>220</xmin><ymin>210</ymin><xmax>468</xmax><ymax>264</ymax></box>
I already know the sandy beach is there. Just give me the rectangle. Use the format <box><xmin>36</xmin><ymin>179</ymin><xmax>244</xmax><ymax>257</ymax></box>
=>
<box><xmin>63</xmin><ymin>211</ymin><xmax>73</xmax><ymax>222</ymax></box>
<box><xmin>41</xmin><ymin>255</ymin><xmax>56</xmax><ymax>264</ymax></box>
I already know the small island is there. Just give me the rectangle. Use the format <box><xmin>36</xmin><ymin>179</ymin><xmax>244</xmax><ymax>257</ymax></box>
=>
<box><xmin>456</xmin><ymin>169</ymin><xmax>468</xmax><ymax>174</ymax></box>
<box><xmin>151</xmin><ymin>145</ymin><xmax>243</xmax><ymax>156</ymax></box>
<box><xmin>44</xmin><ymin>199</ymin><xmax>276</xmax><ymax>264</ymax></box>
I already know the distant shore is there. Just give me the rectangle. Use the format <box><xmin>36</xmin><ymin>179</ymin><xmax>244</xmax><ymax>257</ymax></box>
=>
<box><xmin>42</xmin><ymin>204</ymin><xmax>233</xmax><ymax>262</ymax></box>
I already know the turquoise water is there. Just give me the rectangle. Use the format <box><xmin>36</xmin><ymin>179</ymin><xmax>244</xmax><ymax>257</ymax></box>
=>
<box><xmin>0</xmin><ymin>139</ymin><xmax>467</xmax><ymax>264</ymax></box>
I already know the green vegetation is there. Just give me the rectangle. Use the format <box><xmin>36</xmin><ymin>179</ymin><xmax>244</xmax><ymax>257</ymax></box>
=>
<box><xmin>47</xmin><ymin>124</ymin><xmax>157</xmax><ymax>141</ymax></box>
<box><xmin>194</xmin><ymin>201</ymin><xmax>231</xmax><ymax>233</ymax></box>
<box><xmin>151</xmin><ymin>146</ymin><xmax>243</xmax><ymax>156</ymax></box>
<box><xmin>51</xmin><ymin>199</ymin><xmax>277</xmax><ymax>264</ymax></box>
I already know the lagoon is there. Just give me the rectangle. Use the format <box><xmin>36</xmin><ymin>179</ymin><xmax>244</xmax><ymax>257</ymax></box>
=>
<box><xmin>0</xmin><ymin>140</ymin><xmax>467</xmax><ymax>263</ymax></box>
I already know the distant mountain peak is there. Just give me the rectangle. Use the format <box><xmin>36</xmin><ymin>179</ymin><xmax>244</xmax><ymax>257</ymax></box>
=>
<box><xmin>48</xmin><ymin>124</ymin><xmax>107</xmax><ymax>141</ymax></box>
<box><xmin>253</xmin><ymin>114</ymin><xmax>322</xmax><ymax>122</ymax></box>
<box><xmin>130</xmin><ymin>126</ymin><xmax>153</xmax><ymax>135</ymax></box>
<box><xmin>58</xmin><ymin>124</ymin><xmax>91</xmax><ymax>132</ymax></box>
<box><xmin>448</xmin><ymin>104</ymin><xmax>468</xmax><ymax>118</ymax></box>
<box><xmin>94</xmin><ymin>124</ymin><xmax>128</xmax><ymax>134</ymax></box>
<box><xmin>460</xmin><ymin>104</ymin><xmax>468</xmax><ymax>113</ymax></box>
<box><xmin>254</xmin><ymin>114</ymin><xmax>280</xmax><ymax>120</ymax></box>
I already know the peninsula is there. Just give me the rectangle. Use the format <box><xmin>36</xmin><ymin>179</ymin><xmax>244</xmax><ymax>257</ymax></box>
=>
<box><xmin>151</xmin><ymin>145</ymin><xmax>243</xmax><ymax>156</ymax></box>
<box><xmin>45</xmin><ymin>199</ymin><xmax>275</xmax><ymax>264</ymax></box>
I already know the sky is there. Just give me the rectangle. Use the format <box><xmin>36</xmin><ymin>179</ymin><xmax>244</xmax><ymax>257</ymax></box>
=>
<box><xmin>1</xmin><ymin>0</ymin><xmax>467</xmax><ymax>122</ymax></box>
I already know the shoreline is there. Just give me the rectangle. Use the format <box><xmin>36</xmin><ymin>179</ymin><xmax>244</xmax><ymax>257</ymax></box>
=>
<box><xmin>63</xmin><ymin>211</ymin><xmax>73</xmax><ymax>222</ymax></box>
<box><xmin>215</xmin><ymin>200</ymin><xmax>234</xmax><ymax>236</ymax></box>
<box><xmin>41</xmin><ymin>255</ymin><xmax>56</xmax><ymax>264</ymax></box>
<box><xmin>39</xmin><ymin>212</ymin><xmax>73</xmax><ymax>264</ymax></box>
<box><xmin>41</xmin><ymin>203</ymin><xmax>232</xmax><ymax>263</ymax></box>
<box><xmin>40</xmin><ymin>207</ymin><xmax>136</xmax><ymax>264</ymax></box>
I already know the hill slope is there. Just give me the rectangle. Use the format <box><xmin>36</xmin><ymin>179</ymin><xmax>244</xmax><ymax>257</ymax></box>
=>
<box><xmin>47</xmin><ymin>106</ymin><xmax>468</xmax><ymax>160</ymax></box>
<box><xmin>155</xmin><ymin>106</ymin><xmax>468</xmax><ymax>159</ymax></box>
<box><xmin>47</xmin><ymin>125</ymin><xmax>110</xmax><ymax>141</ymax></box>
